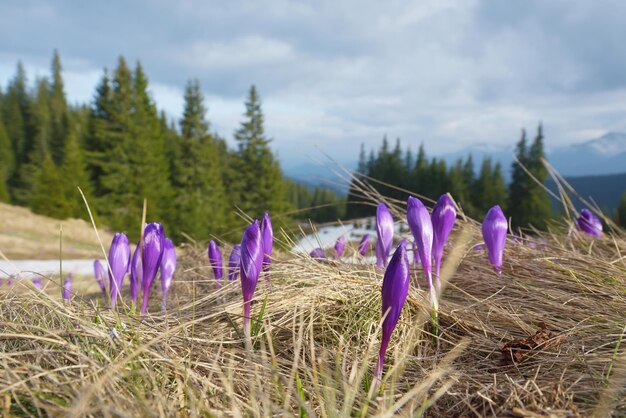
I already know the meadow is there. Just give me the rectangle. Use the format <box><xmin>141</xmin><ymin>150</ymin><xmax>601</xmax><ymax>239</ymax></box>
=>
<box><xmin>1</xmin><ymin>185</ymin><xmax>625</xmax><ymax>417</ymax></box>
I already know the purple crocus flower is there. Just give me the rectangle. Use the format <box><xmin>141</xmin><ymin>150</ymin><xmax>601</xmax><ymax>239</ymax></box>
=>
<box><xmin>431</xmin><ymin>194</ymin><xmax>456</xmax><ymax>294</ymax></box>
<box><xmin>240</xmin><ymin>220</ymin><xmax>264</xmax><ymax>340</ymax></box>
<box><xmin>32</xmin><ymin>278</ymin><xmax>43</xmax><ymax>290</ymax></box>
<box><xmin>310</xmin><ymin>248</ymin><xmax>326</xmax><ymax>260</ymax></box>
<box><xmin>63</xmin><ymin>273</ymin><xmax>73</xmax><ymax>301</ymax></box>
<box><xmin>358</xmin><ymin>234</ymin><xmax>370</xmax><ymax>256</ymax></box>
<box><xmin>334</xmin><ymin>236</ymin><xmax>346</xmax><ymax>259</ymax></box>
<box><xmin>376</xmin><ymin>203</ymin><xmax>394</xmax><ymax>268</ymax></box>
<box><xmin>374</xmin><ymin>241</ymin><xmax>410</xmax><ymax>384</ymax></box>
<box><xmin>407</xmin><ymin>196</ymin><xmax>436</xmax><ymax>310</ymax></box>
<box><xmin>482</xmin><ymin>205</ymin><xmax>508</xmax><ymax>274</ymax></box>
<box><xmin>130</xmin><ymin>243</ymin><xmax>142</xmax><ymax>305</ymax></box>
<box><xmin>141</xmin><ymin>223</ymin><xmax>165</xmax><ymax>315</ymax></box>
<box><xmin>160</xmin><ymin>238</ymin><xmax>176</xmax><ymax>312</ymax></box>
<box><xmin>577</xmin><ymin>209</ymin><xmax>602</xmax><ymax>238</ymax></box>
<box><xmin>228</xmin><ymin>245</ymin><xmax>242</xmax><ymax>281</ymax></box>
<box><xmin>261</xmin><ymin>212</ymin><xmax>273</xmax><ymax>291</ymax></box>
<box><xmin>93</xmin><ymin>260</ymin><xmax>106</xmax><ymax>294</ymax></box>
<box><xmin>208</xmin><ymin>240</ymin><xmax>223</xmax><ymax>285</ymax></box>
<box><xmin>108</xmin><ymin>233</ymin><xmax>130</xmax><ymax>309</ymax></box>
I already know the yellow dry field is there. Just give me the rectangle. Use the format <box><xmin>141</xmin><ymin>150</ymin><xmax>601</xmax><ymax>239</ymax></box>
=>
<box><xmin>0</xmin><ymin>202</ymin><xmax>113</xmax><ymax>259</ymax></box>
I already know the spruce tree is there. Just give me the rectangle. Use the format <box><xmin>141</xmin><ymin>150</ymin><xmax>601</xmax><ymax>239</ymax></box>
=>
<box><xmin>232</xmin><ymin>85</ymin><xmax>289</xmax><ymax>222</ymax></box>
<box><xmin>61</xmin><ymin>128</ymin><xmax>92</xmax><ymax>219</ymax></box>
<box><xmin>3</xmin><ymin>62</ymin><xmax>29</xmax><ymax>195</ymax></box>
<box><xmin>49</xmin><ymin>50</ymin><xmax>69</xmax><ymax>165</ymax></box>
<box><xmin>526</xmin><ymin>123</ymin><xmax>552</xmax><ymax>229</ymax></box>
<box><xmin>30</xmin><ymin>153</ymin><xmax>70</xmax><ymax>218</ymax></box>
<box><xmin>617</xmin><ymin>192</ymin><xmax>626</xmax><ymax>229</ymax></box>
<box><xmin>0</xmin><ymin>120</ymin><xmax>12</xmax><ymax>202</ymax></box>
<box><xmin>508</xmin><ymin>129</ymin><xmax>529</xmax><ymax>228</ymax></box>
<box><xmin>172</xmin><ymin>79</ymin><xmax>230</xmax><ymax>240</ymax></box>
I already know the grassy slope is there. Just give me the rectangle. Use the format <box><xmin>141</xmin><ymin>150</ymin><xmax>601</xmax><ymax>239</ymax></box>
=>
<box><xmin>0</xmin><ymin>209</ymin><xmax>625</xmax><ymax>416</ymax></box>
<box><xmin>0</xmin><ymin>202</ymin><xmax>113</xmax><ymax>259</ymax></box>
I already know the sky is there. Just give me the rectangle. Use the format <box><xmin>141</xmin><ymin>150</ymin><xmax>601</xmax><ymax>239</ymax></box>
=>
<box><xmin>1</xmin><ymin>0</ymin><xmax>626</xmax><ymax>169</ymax></box>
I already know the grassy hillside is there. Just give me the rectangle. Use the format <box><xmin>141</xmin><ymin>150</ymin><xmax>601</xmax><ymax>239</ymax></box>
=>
<box><xmin>0</xmin><ymin>200</ymin><xmax>625</xmax><ymax>416</ymax></box>
<box><xmin>0</xmin><ymin>202</ymin><xmax>113</xmax><ymax>259</ymax></box>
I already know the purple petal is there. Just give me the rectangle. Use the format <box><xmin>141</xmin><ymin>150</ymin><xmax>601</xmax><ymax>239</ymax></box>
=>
<box><xmin>130</xmin><ymin>242</ymin><xmax>142</xmax><ymax>304</ymax></box>
<box><xmin>358</xmin><ymin>234</ymin><xmax>370</xmax><ymax>256</ymax></box>
<box><xmin>375</xmin><ymin>241</ymin><xmax>410</xmax><ymax>381</ymax></box>
<box><xmin>160</xmin><ymin>238</ymin><xmax>176</xmax><ymax>310</ymax></box>
<box><xmin>482</xmin><ymin>205</ymin><xmax>508</xmax><ymax>274</ymax></box>
<box><xmin>376</xmin><ymin>203</ymin><xmax>394</xmax><ymax>268</ymax></box>
<box><xmin>577</xmin><ymin>209</ymin><xmax>602</xmax><ymax>238</ymax></box>
<box><xmin>261</xmin><ymin>212</ymin><xmax>273</xmax><ymax>268</ymax></box>
<box><xmin>93</xmin><ymin>259</ymin><xmax>107</xmax><ymax>293</ymax></box>
<box><xmin>240</xmin><ymin>220</ymin><xmax>264</xmax><ymax>304</ymax></box>
<box><xmin>431</xmin><ymin>194</ymin><xmax>456</xmax><ymax>278</ymax></box>
<box><xmin>32</xmin><ymin>278</ymin><xmax>44</xmax><ymax>290</ymax></box>
<box><xmin>407</xmin><ymin>196</ymin><xmax>433</xmax><ymax>286</ymax></box>
<box><xmin>208</xmin><ymin>240</ymin><xmax>223</xmax><ymax>282</ymax></box>
<box><xmin>63</xmin><ymin>273</ymin><xmax>73</xmax><ymax>300</ymax></box>
<box><xmin>141</xmin><ymin>223</ymin><xmax>165</xmax><ymax>314</ymax></box>
<box><xmin>228</xmin><ymin>245</ymin><xmax>242</xmax><ymax>281</ymax></box>
<box><xmin>334</xmin><ymin>236</ymin><xmax>346</xmax><ymax>259</ymax></box>
<box><xmin>310</xmin><ymin>248</ymin><xmax>326</xmax><ymax>260</ymax></box>
<box><xmin>108</xmin><ymin>233</ymin><xmax>130</xmax><ymax>308</ymax></box>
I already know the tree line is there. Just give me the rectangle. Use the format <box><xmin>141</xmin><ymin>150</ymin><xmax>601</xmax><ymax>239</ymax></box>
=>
<box><xmin>0</xmin><ymin>51</ymin><xmax>344</xmax><ymax>242</ymax></box>
<box><xmin>347</xmin><ymin>126</ymin><xmax>554</xmax><ymax>230</ymax></box>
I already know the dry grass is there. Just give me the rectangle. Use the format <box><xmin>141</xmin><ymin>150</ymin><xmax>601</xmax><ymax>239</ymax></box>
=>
<box><xmin>0</xmin><ymin>203</ymin><xmax>113</xmax><ymax>259</ymax></box>
<box><xmin>1</xmin><ymin>208</ymin><xmax>625</xmax><ymax>417</ymax></box>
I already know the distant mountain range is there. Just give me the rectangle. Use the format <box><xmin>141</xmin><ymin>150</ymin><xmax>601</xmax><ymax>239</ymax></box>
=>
<box><xmin>546</xmin><ymin>172</ymin><xmax>626</xmax><ymax>214</ymax></box>
<box><xmin>284</xmin><ymin>132</ymin><xmax>626</xmax><ymax>188</ymax></box>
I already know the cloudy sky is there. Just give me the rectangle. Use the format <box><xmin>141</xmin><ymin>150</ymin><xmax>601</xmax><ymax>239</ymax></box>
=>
<box><xmin>1</xmin><ymin>0</ymin><xmax>625</xmax><ymax>169</ymax></box>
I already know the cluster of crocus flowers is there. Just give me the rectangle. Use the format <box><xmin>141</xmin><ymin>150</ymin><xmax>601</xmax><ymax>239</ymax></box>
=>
<box><xmin>240</xmin><ymin>220</ymin><xmax>264</xmax><ymax>343</ymax></box>
<box><xmin>376</xmin><ymin>203</ymin><xmax>394</xmax><ymax>268</ymax></box>
<box><xmin>358</xmin><ymin>234</ymin><xmax>370</xmax><ymax>256</ymax></box>
<box><xmin>431</xmin><ymin>194</ymin><xmax>457</xmax><ymax>295</ymax></box>
<box><xmin>130</xmin><ymin>243</ymin><xmax>142</xmax><ymax>306</ymax></box>
<box><xmin>108</xmin><ymin>233</ymin><xmax>131</xmax><ymax>308</ymax></box>
<box><xmin>577</xmin><ymin>209</ymin><xmax>602</xmax><ymax>238</ymax></box>
<box><xmin>334</xmin><ymin>236</ymin><xmax>345</xmax><ymax>259</ymax></box>
<box><xmin>481</xmin><ymin>205</ymin><xmax>508</xmax><ymax>274</ymax></box>
<box><xmin>63</xmin><ymin>273</ymin><xmax>73</xmax><ymax>301</ymax></box>
<box><xmin>374</xmin><ymin>240</ymin><xmax>410</xmax><ymax>385</ymax></box>
<box><xmin>208</xmin><ymin>240</ymin><xmax>223</xmax><ymax>285</ymax></box>
<box><xmin>160</xmin><ymin>238</ymin><xmax>177</xmax><ymax>311</ymax></box>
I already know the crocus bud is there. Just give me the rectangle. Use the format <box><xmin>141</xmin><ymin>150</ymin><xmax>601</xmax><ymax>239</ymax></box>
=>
<box><xmin>374</xmin><ymin>241</ymin><xmax>410</xmax><ymax>384</ymax></box>
<box><xmin>412</xmin><ymin>241</ymin><xmax>421</xmax><ymax>266</ymax></box>
<box><xmin>63</xmin><ymin>273</ymin><xmax>73</xmax><ymax>301</ymax></box>
<box><xmin>108</xmin><ymin>233</ymin><xmax>130</xmax><ymax>309</ymax></box>
<box><xmin>228</xmin><ymin>245</ymin><xmax>242</xmax><ymax>281</ymax></box>
<box><xmin>240</xmin><ymin>220</ymin><xmax>264</xmax><ymax>339</ymax></box>
<box><xmin>334</xmin><ymin>236</ymin><xmax>346</xmax><ymax>259</ymax></box>
<box><xmin>93</xmin><ymin>260</ymin><xmax>106</xmax><ymax>294</ymax></box>
<box><xmin>358</xmin><ymin>234</ymin><xmax>370</xmax><ymax>256</ymax></box>
<box><xmin>32</xmin><ymin>278</ymin><xmax>43</xmax><ymax>290</ymax></box>
<box><xmin>208</xmin><ymin>240</ymin><xmax>223</xmax><ymax>285</ymax></box>
<box><xmin>310</xmin><ymin>248</ymin><xmax>326</xmax><ymax>260</ymax></box>
<box><xmin>407</xmin><ymin>196</ymin><xmax>435</xmax><ymax>309</ymax></box>
<box><xmin>160</xmin><ymin>238</ymin><xmax>176</xmax><ymax>312</ymax></box>
<box><xmin>130</xmin><ymin>242</ymin><xmax>142</xmax><ymax>305</ymax></box>
<box><xmin>141</xmin><ymin>223</ymin><xmax>165</xmax><ymax>315</ymax></box>
<box><xmin>376</xmin><ymin>203</ymin><xmax>394</xmax><ymax>268</ymax></box>
<box><xmin>577</xmin><ymin>209</ymin><xmax>602</xmax><ymax>238</ymax></box>
<box><xmin>482</xmin><ymin>205</ymin><xmax>507</xmax><ymax>274</ymax></box>
<box><xmin>431</xmin><ymin>194</ymin><xmax>456</xmax><ymax>294</ymax></box>
<box><xmin>261</xmin><ymin>212</ymin><xmax>273</xmax><ymax>269</ymax></box>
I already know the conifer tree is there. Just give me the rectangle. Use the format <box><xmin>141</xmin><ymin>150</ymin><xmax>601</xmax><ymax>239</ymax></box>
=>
<box><xmin>30</xmin><ymin>153</ymin><xmax>70</xmax><ymax>218</ymax></box>
<box><xmin>49</xmin><ymin>50</ymin><xmax>69</xmax><ymax>165</ymax></box>
<box><xmin>172</xmin><ymin>79</ymin><xmax>230</xmax><ymax>240</ymax></box>
<box><xmin>526</xmin><ymin>123</ymin><xmax>552</xmax><ymax>229</ymax></box>
<box><xmin>508</xmin><ymin>129</ymin><xmax>529</xmax><ymax>228</ymax></box>
<box><xmin>232</xmin><ymin>85</ymin><xmax>289</xmax><ymax>221</ymax></box>
<box><xmin>2</xmin><ymin>62</ymin><xmax>29</xmax><ymax>195</ymax></box>
<box><xmin>61</xmin><ymin>128</ymin><xmax>92</xmax><ymax>219</ymax></box>
<box><xmin>617</xmin><ymin>192</ymin><xmax>626</xmax><ymax>229</ymax></box>
<box><xmin>0</xmin><ymin>120</ymin><xmax>12</xmax><ymax>202</ymax></box>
